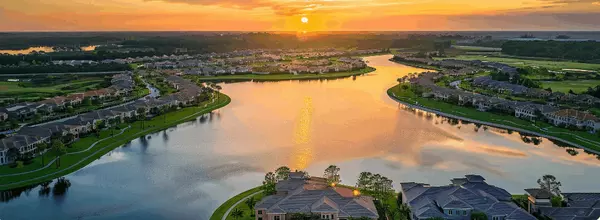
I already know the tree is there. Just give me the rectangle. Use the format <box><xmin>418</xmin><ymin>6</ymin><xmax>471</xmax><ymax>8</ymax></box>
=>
<box><xmin>357</xmin><ymin>172</ymin><xmax>373</xmax><ymax>190</ymax></box>
<box><xmin>6</xmin><ymin>147</ymin><xmax>20</xmax><ymax>164</ymax></box>
<box><xmin>470</xmin><ymin>212</ymin><xmax>487</xmax><ymax>220</ymax></box>
<box><xmin>398</xmin><ymin>203</ymin><xmax>412</xmax><ymax>220</ymax></box>
<box><xmin>245</xmin><ymin>197</ymin><xmax>257</xmax><ymax>211</ymax></box>
<box><xmin>262</xmin><ymin>172</ymin><xmax>277</xmax><ymax>195</ymax></box>
<box><xmin>551</xmin><ymin>196</ymin><xmax>564</xmax><ymax>207</ymax></box>
<box><xmin>230</xmin><ymin>208</ymin><xmax>243</xmax><ymax>220</ymax></box>
<box><xmin>538</xmin><ymin>174</ymin><xmax>561</xmax><ymax>196</ymax></box>
<box><xmin>324</xmin><ymin>165</ymin><xmax>341</xmax><ymax>185</ymax></box>
<box><xmin>52</xmin><ymin>139</ymin><xmax>66</xmax><ymax>168</ymax></box>
<box><xmin>52</xmin><ymin>177</ymin><xmax>71</xmax><ymax>195</ymax></box>
<box><xmin>83</xmin><ymin>97</ymin><xmax>92</xmax><ymax>106</ymax></box>
<box><xmin>37</xmin><ymin>142</ymin><xmax>48</xmax><ymax>166</ymax></box>
<box><xmin>275</xmin><ymin>166</ymin><xmax>291</xmax><ymax>181</ymax></box>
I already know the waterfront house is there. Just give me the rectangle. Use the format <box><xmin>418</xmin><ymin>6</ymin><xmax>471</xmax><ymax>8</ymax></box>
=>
<box><xmin>524</xmin><ymin>188</ymin><xmax>553</xmax><ymax>213</ymax></box>
<box><xmin>514</xmin><ymin>104</ymin><xmax>559</xmax><ymax>121</ymax></box>
<box><xmin>400</xmin><ymin>175</ymin><xmax>536</xmax><ymax>220</ymax></box>
<box><xmin>545</xmin><ymin>109</ymin><xmax>600</xmax><ymax>131</ymax></box>
<box><xmin>255</xmin><ymin>172</ymin><xmax>379</xmax><ymax>220</ymax></box>
<box><xmin>525</xmin><ymin>188</ymin><xmax>600</xmax><ymax>219</ymax></box>
<box><xmin>0</xmin><ymin>132</ymin><xmax>51</xmax><ymax>165</ymax></box>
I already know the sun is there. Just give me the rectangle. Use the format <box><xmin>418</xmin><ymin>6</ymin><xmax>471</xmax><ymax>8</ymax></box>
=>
<box><xmin>301</xmin><ymin>17</ymin><xmax>309</xmax><ymax>23</ymax></box>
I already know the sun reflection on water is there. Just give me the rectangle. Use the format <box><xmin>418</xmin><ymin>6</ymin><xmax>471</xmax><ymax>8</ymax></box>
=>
<box><xmin>292</xmin><ymin>97</ymin><xmax>314</xmax><ymax>169</ymax></box>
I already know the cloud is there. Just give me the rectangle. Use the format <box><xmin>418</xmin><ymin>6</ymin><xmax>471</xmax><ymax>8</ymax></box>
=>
<box><xmin>143</xmin><ymin>0</ymin><xmax>415</xmax><ymax>16</ymax></box>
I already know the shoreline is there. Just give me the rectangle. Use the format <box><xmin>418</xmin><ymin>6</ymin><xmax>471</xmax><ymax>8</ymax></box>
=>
<box><xmin>387</xmin><ymin>88</ymin><xmax>600</xmax><ymax>155</ymax></box>
<box><xmin>0</xmin><ymin>94</ymin><xmax>232</xmax><ymax>190</ymax></box>
<box><xmin>188</xmin><ymin>67</ymin><xmax>376</xmax><ymax>82</ymax></box>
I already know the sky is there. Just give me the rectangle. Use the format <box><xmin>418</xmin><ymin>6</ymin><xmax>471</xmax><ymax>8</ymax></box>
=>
<box><xmin>1</xmin><ymin>0</ymin><xmax>599</xmax><ymax>31</ymax></box>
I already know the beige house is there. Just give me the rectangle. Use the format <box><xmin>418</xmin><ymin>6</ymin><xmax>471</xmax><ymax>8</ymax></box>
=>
<box><xmin>255</xmin><ymin>172</ymin><xmax>378</xmax><ymax>220</ymax></box>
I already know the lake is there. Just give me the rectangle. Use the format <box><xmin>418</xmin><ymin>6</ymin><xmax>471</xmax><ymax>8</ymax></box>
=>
<box><xmin>1</xmin><ymin>55</ymin><xmax>598</xmax><ymax>220</ymax></box>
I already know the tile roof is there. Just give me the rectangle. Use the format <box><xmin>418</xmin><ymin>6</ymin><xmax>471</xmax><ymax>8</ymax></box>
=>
<box><xmin>401</xmin><ymin>175</ymin><xmax>535</xmax><ymax>220</ymax></box>
<box><xmin>525</xmin><ymin>188</ymin><xmax>553</xmax><ymax>199</ymax></box>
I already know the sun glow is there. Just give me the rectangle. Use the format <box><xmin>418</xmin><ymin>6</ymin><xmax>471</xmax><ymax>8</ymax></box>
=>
<box><xmin>301</xmin><ymin>17</ymin><xmax>309</xmax><ymax>23</ymax></box>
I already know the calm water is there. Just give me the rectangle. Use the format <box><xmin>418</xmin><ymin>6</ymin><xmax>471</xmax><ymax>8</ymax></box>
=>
<box><xmin>1</xmin><ymin>55</ymin><xmax>599</xmax><ymax>219</ymax></box>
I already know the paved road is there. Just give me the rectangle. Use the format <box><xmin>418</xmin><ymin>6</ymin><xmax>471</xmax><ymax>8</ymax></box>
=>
<box><xmin>222</xmin><ymin>190</ymin><xmax>264</xmax><ymax>220</ymax></box>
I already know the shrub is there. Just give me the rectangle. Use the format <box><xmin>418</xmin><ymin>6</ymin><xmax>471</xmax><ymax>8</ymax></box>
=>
<box><xmin>471</xmin><ymin>212</ymin><xmax>487</xmax><ymax>220</ymax></box>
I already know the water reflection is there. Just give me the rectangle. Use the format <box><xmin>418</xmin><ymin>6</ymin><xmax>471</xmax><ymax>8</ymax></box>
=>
<box><xmin>1</xmin><ymin>55</ymin><xmax>599</xmax><ymax>220</ymax></box>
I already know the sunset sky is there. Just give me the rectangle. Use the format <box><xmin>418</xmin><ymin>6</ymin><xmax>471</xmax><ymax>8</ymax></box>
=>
<box><xmin>1</xmin><ymin>0</ymin><xmax>599</xmax><ymax>31</ymax></box>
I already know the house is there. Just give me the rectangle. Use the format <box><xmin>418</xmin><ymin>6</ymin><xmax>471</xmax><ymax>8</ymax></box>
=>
<box><xmin>110</xmin><ymin>105</ymin><xmax>138</xmax><ymax>120</ymax></box>
<box><xmin>514</xmin><ymin>104</ymin><xmax>558</xmax><ymax>121</ymax></box>
<box><xmin>0</xmin><ymin>110</ymin><xmax>8</xmax><ymax>122</ymax></box>
<box><xmin>524</xmin><ymin>188</ymin><xmax>553</xmax><ymax>213</ymax></box>
<box><xmin>255</xmin><ymin>172</ymin><xmax>379</xmax><ymax>220</ymax></box>
<box><xmin>575</xmin><ymin>94</ymin><xmax>600</xmax><ymax>106</ymax></box>
<box><xmin>62</xmin><ymin>116</ymin><xmax>94</xmax><ymax>136</ymax></box>
<box><xmin>400</xmin><ymin>175</ymin><xmax>536</xmax><ymax>220</ymax></box>
<box><xmin>525</xmin><ymin>188</ymin><xmax>600</xmax><ymax>220</ymax></box>
<box><xmin>0</xmin><ymin>134</ymin><xmax>50</xmax><ymax>165</ymax></box>
<box><xmin>545</xmin><ymin>109</ymin><xmax>600</xmax><ymax>131</ymax></box>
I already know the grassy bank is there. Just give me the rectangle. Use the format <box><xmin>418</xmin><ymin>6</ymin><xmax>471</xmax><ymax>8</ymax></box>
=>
<box><xmin>0</xmin><ymin>93</ymin><xmax>231</xmax><ymax>190</ymax></box>
<box><xmin>210</xmin><ymin>186</ymin><xmax>263</xmax><ymax>220</ymax></box>
<box><xmin>387</xmin><ymin>84</ymin><xmax>600</xmax><ymax>152</ymax></box>
<box><xmin>440</xmin><ymin>55</ymin><xmax>600</xmax><ymax>71</ymax></box>
<box><xmin>188</xmin><ymin>67</ymin><xmax>375</xmax><ymax>82</ymax></box>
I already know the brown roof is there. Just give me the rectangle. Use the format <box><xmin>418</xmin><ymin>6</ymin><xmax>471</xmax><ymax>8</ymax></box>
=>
<box><xmin>552</xmin><ymin>109</ymin><xmax>599</xmax><ymax>122</ymax></box>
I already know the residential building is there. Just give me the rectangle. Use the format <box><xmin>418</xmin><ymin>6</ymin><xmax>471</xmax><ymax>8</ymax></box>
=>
<box><xmin>525</xmin><ymin>188</ymin><xmax>600</xmax><ymax>219</ymax></box>
<box><xmin>400</xmin><ymin>175</ymin><xmax>536</xmax><ymax>220</ymax></box>
<box><xmin>546</xmin><ymin>109</ymin><xmax>600</xmax><ymax>131</ymax></box>
<box><xmin>255</xmin><ymin>172</ymin><xmax>379</xmax><ymax>220</ymax></box>
<box><xmin>0</xmin><ymin>110</ymin><xmax>8</xmax><ymax>122</ymax></box>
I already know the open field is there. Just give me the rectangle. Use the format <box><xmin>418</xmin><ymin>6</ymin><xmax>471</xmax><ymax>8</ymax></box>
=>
<box><xmin>388</xmin><ymin>84</ymin><xmax>600</xmax><ymax>152</ymax></box>
<box><xmin>0</xmin><ymin>78</ymin><xmax>106</xmax><ymax>102</ymax></box>
<box><xmin>541</xmin><ymin>80</ymin><xmax>600</xmax><ymax>93</ymax></box>
<box><xmin>0</xmin><ymin>93</ymin><xmax>231</xmax><ymax>190</ymax></box>
<box><xmin>442</xmin><ymin>55</ymin><xmax>600</xmax><ymax>71</ymax></box>
<box><xmin>188</xmin><ymin>67</ymin><xmax>375</xmax><ymax>82</ymax></box>
<box><xmin>451</xmin><ymin>45</ymin><xmax>502</xmax><ymax>52</ymax></box>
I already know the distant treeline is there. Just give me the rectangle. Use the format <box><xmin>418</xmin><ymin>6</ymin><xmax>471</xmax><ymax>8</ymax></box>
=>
<box><xmin>502</xmin><ymin>41</ymin><xmax>600</xmax><ymax>63</ymax></box>
<box><xmin>0</xmin><ymin>63</ymin><xmax>131</xmax><ymax>75</ymax></box>
<box><xmin>0</xmin><ymin>51</ymin><xmax>172</xmax><ymax>66</ymax></box>
<box><xmin>0</xmin><ymin>33</ymin><xmax>459</xmax><ymax>66</ymax></box>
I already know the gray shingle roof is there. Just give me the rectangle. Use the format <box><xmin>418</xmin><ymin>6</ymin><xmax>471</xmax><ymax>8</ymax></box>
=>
<box><xmin>401</xmin><ymin>175</ymin><xmax>535</xmax><ymax>220</ymax></box>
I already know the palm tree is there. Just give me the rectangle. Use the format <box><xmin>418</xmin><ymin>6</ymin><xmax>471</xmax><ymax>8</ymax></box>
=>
<box><xmin>230</xmin><ymin>208</ymin><xmax>243</xmax><ymax>220</ymax></box>
<box><xmin>37</xmin><ymin>142</ymin><xmax>48</xmax><ymax>166</ymax></box>
<box><xmin>245</xmin><ymin>197</ymin><xmax>256</xmax><ymax>210</ymax></box>
<box><xmin>51</xmin><ymin>139</ymin><xmax>65</xmax><ymax>168</ymax></box>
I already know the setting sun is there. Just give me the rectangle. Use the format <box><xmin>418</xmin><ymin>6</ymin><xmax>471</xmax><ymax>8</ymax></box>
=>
<box><xmin>301</xmin><ymin>17</ymin><xmax>308</xmax><ymax>24</ymax></box>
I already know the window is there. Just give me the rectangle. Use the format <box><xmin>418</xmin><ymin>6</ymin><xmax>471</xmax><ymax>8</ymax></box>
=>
<box><xmin>330</xmin><ymin>214</ymin><xmax>333</xmax><ymax>219</ymax></box>
<box><xmin>258</xmin><ymin>210</ymin><xmax>263</xmax><ymax>215</ymax></box>
<box><xmin>463</xmin><ymin>210</ymin><xmax>467</xmax><ymax>216</ymax></box>
<box><xmin>274</xmin><ymin>216</ymin><xmax>281</xmax><ymax>220</ymax></box>
<box><xmin>258</xmin><ymin>218</ymin><xmax>262</xmax><ymax>220</ymax></box>
<box><xmin>447</xmin><ymin>210</ymin><xmax>452</xmax><ymax>215</ymax></box>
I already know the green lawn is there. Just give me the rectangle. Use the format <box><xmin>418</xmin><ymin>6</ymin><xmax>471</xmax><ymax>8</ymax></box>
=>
<box><xmin>210</xmin><ymin>186</ymin><xmax>263</xmax><ymax>220</ymax></box>
<box><xmin>442</xmin><ymin>55</ymin><xmax>600</xmax><ymax>71</ymax></box>
<box><xmin>188</xmin><ymin>67</ymin><xmax>375</xmax><ymax>82</ymax></box>
<box><xmin>388</xmin><ymin>84</ymin><xmax>600</xmax><ymax>151</ymax></box>
<box><xmin>451</xmin><ymin>45</ymin><xmax>502</xmax><ymax>52</ymax></box>
<box><xmin>225</xmin><ymin>190</ymin><xmax>265</xmax><ymax>220</ymax></box>
<box><xmin>0</xmin><ymin>79</ymin><xmax>105</xmax><ymax>101</ymax></box>
<box><xmin>541</xmin><ymin>80</ymin><xmax>600</xmax><ymax>93</ymax></box>
<box><xmin>0</xmin><ymin>93</ymin><xmax>231</xmax><ymax>190</ymax></box>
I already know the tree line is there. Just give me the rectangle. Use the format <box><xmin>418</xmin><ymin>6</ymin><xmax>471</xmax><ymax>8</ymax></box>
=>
<box><xmin>502</xmin><ymin>41</ymin><xmax>600</xmax><ymax>63</ymax></box>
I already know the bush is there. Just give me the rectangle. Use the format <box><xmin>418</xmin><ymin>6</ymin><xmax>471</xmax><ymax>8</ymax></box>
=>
<box><xmin>471</xmin><ymin>212</ymin><xmax>487</xmax><ymax>220</ymax></box>
<box><xmin>16</xmin><ymin>161</ymin><xmax>24</xmax><ymax>168</ymax></box>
